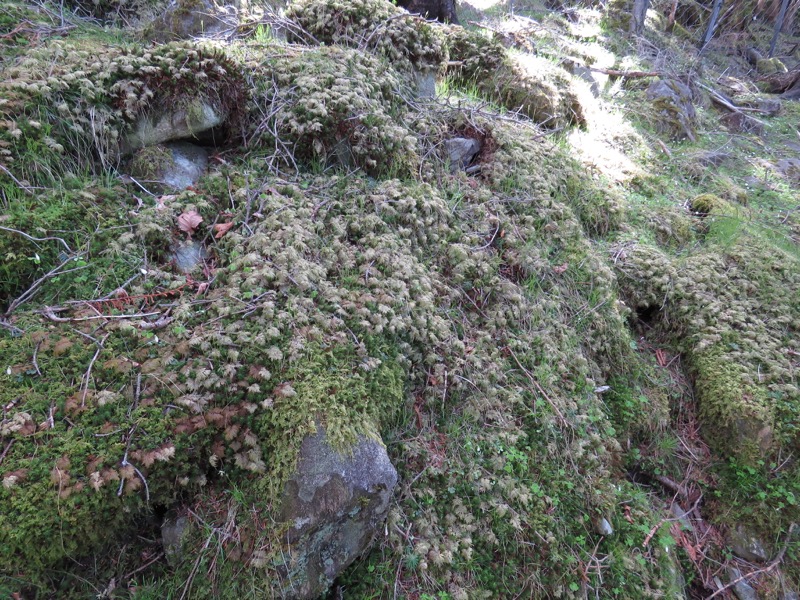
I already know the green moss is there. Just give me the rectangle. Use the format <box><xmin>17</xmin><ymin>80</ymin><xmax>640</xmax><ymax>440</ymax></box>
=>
<box><xmin>0</xmin><ymin>40</ymin><xmax>245</xmax><ymax>186</ymax></box>
<box><xmin>285</xmin><ymin>0</ymin><xmax>447</xmax><ymax>72</ymax></box>
<box><xmin>446</xmin><ymin>28</ymin><xmax>586</xmax><ymax>128</ymax></box>
<box><xmin>128</xmin><ymin>145</ymin><xmax>172</xmax><ymax>183</ymax></box>
<box><xmin>247</xmin><ymin>45</ymin><xmax>418</xmax><ymax>175</ymax></box>
<box><xmin>693</xmin><ymin>347</ymin><xmax>773</xmax><ymax>463</ymax></box>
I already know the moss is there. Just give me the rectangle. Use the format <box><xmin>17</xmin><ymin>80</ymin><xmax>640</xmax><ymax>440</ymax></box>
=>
<box><xmin>0</xmin><ymin>40</ymin><xmax>245</xmax><ymax>186</ymax></box>
<box><xmin>247</xmin><ymin>45</ymin><xmax>418</xmax><ymax>175</ymax></box>
<box><xmin>756</xmin><ymin>57</ymin><xmax>788</xmax><ymax>75</ymax></box>
<box><xmin>446</xmin><ymin>28</ymin><xmax>586</xmax><ymax>128</ymax></box>
<box><xmin>128</xmin><ymin>145</ymin><xmax>173</xmax><ymax>183</ymax></box>
<box><xmin>285</xmin><ymin>0</ymin><xmax>447</xmax><ymax>72</ymax></box>
<box><xmin>693</xmin><ymin>347</ymin><xmax>773</xmax><ymax>463</ymax></box>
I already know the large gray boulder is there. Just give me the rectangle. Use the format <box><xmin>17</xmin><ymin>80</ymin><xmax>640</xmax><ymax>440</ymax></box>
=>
<box><xmin>278</xmin><ymin>427</ymin><xmax>398</xmax><ymax>599</ymax></box>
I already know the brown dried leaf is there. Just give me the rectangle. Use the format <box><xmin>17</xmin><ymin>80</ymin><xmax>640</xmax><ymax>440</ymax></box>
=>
<box><xmin>213</xmin><ymin>221</ymin><xmax>234</xmax><ymax>239</ymax></box>
<box><xmin>552</xmin><ymin>263</ymin><xmax>569</xmax><ymax>274</ymax></box>
<box><xmin>177</xmin><ymin>210</ymin><xmax>203</xmax><ymax>235</ymax></box>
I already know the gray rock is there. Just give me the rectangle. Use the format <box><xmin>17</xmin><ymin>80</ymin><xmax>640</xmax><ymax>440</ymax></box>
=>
<box><xmin>721</xmin><ymin>112</ymin><xmax>764</xmax><ymax>135</ymax></box>
<box><xmin>670</xmin><ymin>502</ymin><xmax>694</xmax><ymax>532</ymax></box>
<box><xmin>163</xmin><ymin>142</ymin><xmax>209</xmax><ymax>190</ymax></box>
<box><xmin>729</xmin><ymin>525</ymin><xmax>769</xmax><ymax>563</ymax></box>
<box><xmin>727</xmin><ymin>567</ymin><xmax>759</xmax><ymax>600</ymax></box>
<box><xmin>278</xmin><ymin>427</ymin><xmax>397</xmax><ymax>599</ymax></box>
<box><xmin>123</xmin><ymin>100</ymin><xmax>225</xmax><ymax>153</ymax></box>
<box><xmin>561</xmin><ymin>59</ymin><xmax>601</xmax><ymax>97</ymax></box>
<box><xmin>694</xmin><ymin>150</ymin><xmax>731</xmax><ymax>167</ymax></box>
<box><xmin>173</xmin><ymin>240</ymin><xmax>208</xmax><ymax>273</ymax></box>
<box><xmin>445</xmin><ymin>137</ymin><xmax>481</xmax><ymax>172</ymax></box>
<box><xmin>127</xmin><ymin>142</ymin><xmax>208</xmax><ymax>192</ymax></box>
<box><xmin>646</xmin><ymin>79</ymin><xmax>697</xmax><ymax>141</ymax></box>
<box><xmin>594</xmin><ymin>517</ymin><xmax>613</xmax><ymax>536</ymax></box>
<box><xmin>415</xmin><ymin>69</ymin><xmax>437</xmax><ymax>99</ymax></box>
<box><xmin>161</xmin><ymin>514</ymin><xmax>190</xmax><ymax>563</ymax></box>
<box><xmin>777</xmin><ymin>158</ymin><xmax>800</xmax><ymax>182</ymax></box>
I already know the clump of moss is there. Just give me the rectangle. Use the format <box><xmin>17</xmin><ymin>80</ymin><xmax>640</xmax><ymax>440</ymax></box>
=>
<box><xmin>0</xmin><ymin>40</ymin><xmax>245</xmax><ymax>186</ymax></box>
<box><xmin>690</xmin><ymin>193</ymin><xmax>728</xmax><ymax>215</ymax></box>
<box><xmin>248</xmin><ymin>46</ymin><xmax>418</xmax><ymax>175</ymax></box>
<box><xmin>611</xmin><ymin>242</ymin><xmax>677</xmax><ymax>312</ymax></box>
<box><xmin>446</xmin><ymin>27</ymin><xmax>587</xmax><ymax>128</ymax></box>
<box><xmin>285</xmin><ymin>0</ymin><xmax>447</xmax><ymax>72</ymax></box>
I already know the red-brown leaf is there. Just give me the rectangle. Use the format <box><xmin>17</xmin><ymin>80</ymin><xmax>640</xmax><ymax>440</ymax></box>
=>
<box><xmin>177</xmin><ymin>210</ymin><xmax>203</xmax><ymax>235</ymax></box>
<box><xmin>213</xmin><ymin>221</ymin><xmax>234</xmax><ymax>239</ymax></box>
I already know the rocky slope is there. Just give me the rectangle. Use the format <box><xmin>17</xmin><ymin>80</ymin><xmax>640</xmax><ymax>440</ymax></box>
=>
<box><xmin>0</xmin><ymin>0</ymin><xmax>798</xmax><ymax>598</ymax></box>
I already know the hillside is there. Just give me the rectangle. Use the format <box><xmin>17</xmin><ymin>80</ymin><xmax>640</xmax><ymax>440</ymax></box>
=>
<box><xmin>0</xmin><ymin>0</ymin><xmax>798</xmax><ymax>598</ymax></box>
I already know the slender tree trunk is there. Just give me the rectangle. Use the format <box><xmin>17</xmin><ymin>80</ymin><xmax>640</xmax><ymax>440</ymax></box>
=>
<box><xmin>701</xmin><ymin>0</ymin><xmax>724</xmax><ymax>48</ymax></box>
<box><xmin>768</xmin><ymin>0</ymin><xmax>791</xmax><ymax>57</ymax></box>
<box><xmin>630</xmin><ymin>0</ymin><xmax>650</xmax><ymax>34</ymax></box>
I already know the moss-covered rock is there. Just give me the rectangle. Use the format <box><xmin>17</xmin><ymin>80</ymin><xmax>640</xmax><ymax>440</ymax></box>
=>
<box><xmin>756</xmin><ymin>57</ymin><xmax>788</xmax><ymax>75</ymax></box>
<box><xmin>446</xmin><ymin>27</ymin><xmax>587</xmax><ymax>128</ymax></box>
<box><xmin>0</xmin><ymin>40</ymin><xmax>245</xmax><ymax>186</ymax></box>
<box><xmin>247</xmin><ymin>45</ymin><xmax>418</xmax><ymax>175</ymax></box>
<box><xmin>285</xmin><ymin>0</ymin><xmax>447</xmax><ymax>72</ymax></box>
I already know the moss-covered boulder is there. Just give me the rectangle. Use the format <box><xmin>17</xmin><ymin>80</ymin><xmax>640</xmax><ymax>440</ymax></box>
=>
<box><xmin>285</xmin><ymin>0</ymin><xmax>447</xmax><ymax>73</ymax></box>
<box><xmin>0</xmin><ymin>40</ymin><xmax>245</xmax><ymax>186</ymax></box>
<box><xmin>645</xmin><ymin>78</ymin><xmax>697</xmax><ymax>141</ymax></box>
<box><xmin>247</xmin><ymin>45</ymin><xmax>419</xmax><ymax>175</ymax></box>
<box><xmin>447</xmin><ymin>27</ymin><xmax>587</xmax><ymax>128</ymax></box>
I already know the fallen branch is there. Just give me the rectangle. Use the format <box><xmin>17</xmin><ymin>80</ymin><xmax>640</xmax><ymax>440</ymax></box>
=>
<box><xmin>0</xmin><ymin>439</ymin><xmax>15</xmax><ymax>467</ymax></box>
<box><xmin>697</xmin><ymin>82</ymin><xmax>770</xmax><ymax>121</ymax></box>
<box><xmin>42</xmin><ymin>307</ymin><xmax>162</xmax><ymax>323</ymax></box>
<box><xmin>589</xmin><ymin>67</ymin><xmax>661</xmax><ymax>78</ymax></box>
<box><xmin>3</xmin><ymin>255</ymin><xmax>88</xmax><ymax>317</ymax></box>
<box><xmin>0</xmin><ymin>226</ymin><xmax>73</xmax><ymax>255</ymax></box>
<box><xmin>81</xmin><ymin>332</ymin><xmax>110</xmax><ymax>407</ymax></box>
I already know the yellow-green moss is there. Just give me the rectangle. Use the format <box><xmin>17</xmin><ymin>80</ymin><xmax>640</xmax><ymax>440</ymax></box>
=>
<box><xmin>693</xmin><ymin>347</ymin><xmax>773</xmax><ymax>462</ymax></box>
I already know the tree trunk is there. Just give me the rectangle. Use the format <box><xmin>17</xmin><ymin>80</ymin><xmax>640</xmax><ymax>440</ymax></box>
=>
<box><xmin>701</xmin><ymin>0</ymin><xmax>724</xmax><ymax>48</ymax></box>
<box><xmin>768</xmin><ymin>0</ymin><xmax>791</xmax><ymax>56</ymax></box>
<box><xmin>630</xmin><ymin>0</ymin><xmax>650</xmax><ymax>34</ymax></box>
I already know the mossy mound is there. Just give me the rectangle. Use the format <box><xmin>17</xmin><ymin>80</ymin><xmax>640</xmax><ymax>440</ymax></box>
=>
<box><xmin>0</xmin><ymin>40</ymin><xmax>245</xmax><ymax>186</ymax></box>
<box><xmin>447</xmin><ymin>27</ymin><xmax>587</xmax><ymax>128</ymax></box>
<box><xmin>285</xmin><ymin>0</ymin><xmax>447</xmax><ymax>72</ymax></box>
<box><xmin>245</xmin><ymin>45</ymin><xmax>418</xmax><ymax>175</ymax></box>
<box><xmin>612</xmin><ymin>227</ymin><xmax>800</xmax><ymax>464</ymax></box>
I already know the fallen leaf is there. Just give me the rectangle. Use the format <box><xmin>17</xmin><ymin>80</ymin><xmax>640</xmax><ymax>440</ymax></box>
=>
<box><xmin>214</xmin><ymin>221</ymin><xmax>234</xmax><ymax>239</ymax></box>
<box><xmin>552</xmin><ymin>263</ymin><xmax>569</xmax><ymax>274</ymax></box>
<box><xmin>177</xmin><ymin>210</ymin><xmax>203</xmax><ymax>235</ymax></box>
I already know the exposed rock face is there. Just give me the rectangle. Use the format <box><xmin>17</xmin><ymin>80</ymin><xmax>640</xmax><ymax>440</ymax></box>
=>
<box><xmin>279</xmin><ymin>427</ymin><xmax>397</xmax><ymax>599</ymax></box>
<box><xmin>123</xmin><ymin>100</ymin><xmax>226</xmax><ymax>153</ymax></box>
<box><xmin>646</xmin><ymin>79</ymin><xmax>696</xmax><ymax>141</ymax></box>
